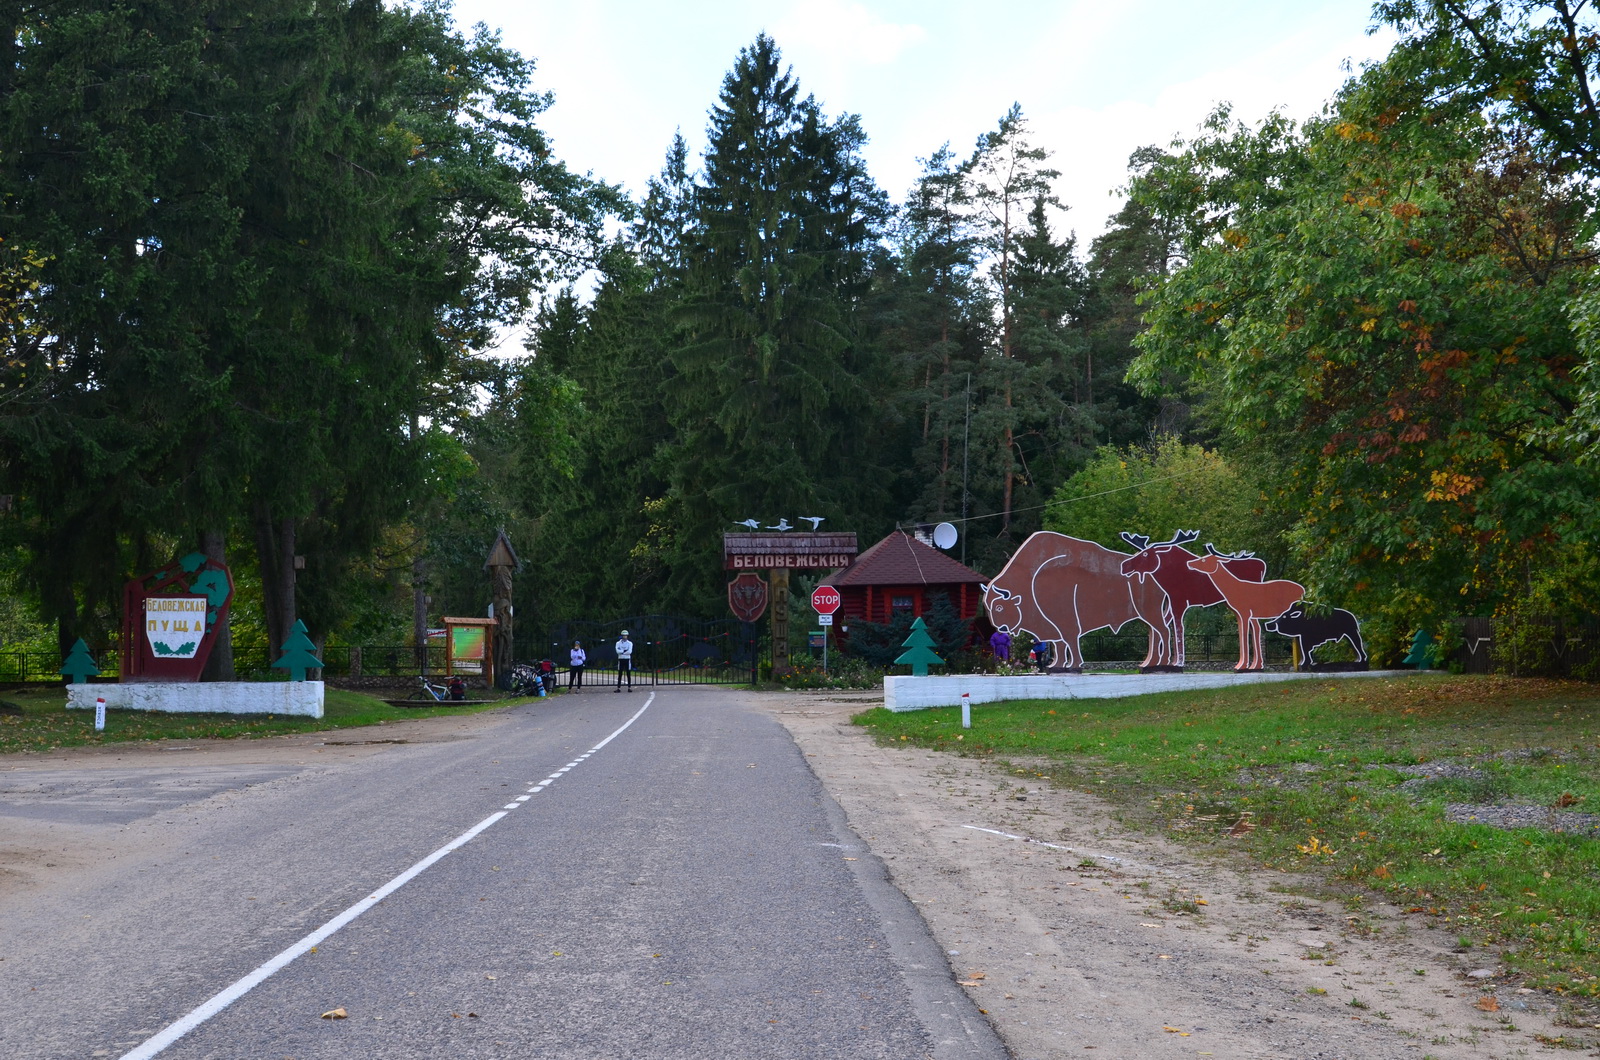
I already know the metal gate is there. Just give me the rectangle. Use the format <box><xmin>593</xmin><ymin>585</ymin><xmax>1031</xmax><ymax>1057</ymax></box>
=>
<box><xmin>532</xmin><ymin>615</ymin><xmax>760</xmax><ymax>686</ymax></box>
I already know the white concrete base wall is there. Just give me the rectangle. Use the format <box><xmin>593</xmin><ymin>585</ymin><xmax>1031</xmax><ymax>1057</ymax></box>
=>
<box><xmin>883</xmin><ymin>669</ymin><xmax>1406</xmax><ymax>712</ymax></box>
<box><xmin>67</xmin><ymin>681</ymin><xmax>325</xmax><ymax>718</ymax></box>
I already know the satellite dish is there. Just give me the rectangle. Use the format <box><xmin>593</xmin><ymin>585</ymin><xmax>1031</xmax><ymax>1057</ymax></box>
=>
<box><xmin>932</xmin><ymin>522</ymin><xmax>958</xmax><ymax>550</ymax></box>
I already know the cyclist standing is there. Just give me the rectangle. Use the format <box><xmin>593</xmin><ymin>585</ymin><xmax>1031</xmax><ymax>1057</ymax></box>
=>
<box><xmin>568</xmin><ymin>640</ymin><xmax>586</xmax><ymax>693</ymax></box>
<box><xmin>614</xmin><ymin>630</ymin><xmax>633</xmax><ymax>692</ymax></box>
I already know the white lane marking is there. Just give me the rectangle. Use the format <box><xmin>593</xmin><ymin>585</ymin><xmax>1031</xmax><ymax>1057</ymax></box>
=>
<box><xmin>503</xmin><ymin>803</ymin><xmax>520</xmax><ymax>810</ymax></box>
<box><xmin>515</xmin><ymin>795</ymin><xmax>530</xmax><ymax>802</ymax></box>
<box><xmin>120</xmin><ymin>691</ymin><xmax>657</xmax><ymax>1060</ymax></box>
<box><xmin>960</xmin><ymin>824</ymin><xmax>1123</xmax><ymax>864</ymax></box>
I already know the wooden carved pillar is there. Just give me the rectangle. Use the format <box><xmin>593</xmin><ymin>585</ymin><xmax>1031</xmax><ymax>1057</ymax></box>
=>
<box><xmin>770</xmin><ymin>567</ymin><xmax>791</xmax><ymax>676</ymax></box>
<box><xmin>484</xmin><ymin>531</ymin><xmax>521</xmax><ymax>683</ymax></box>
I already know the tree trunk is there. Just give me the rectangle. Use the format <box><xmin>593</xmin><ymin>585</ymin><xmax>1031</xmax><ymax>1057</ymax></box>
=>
<box><xmin>198</xmin><ymin>529</ymin><xmax>235</xmax><ymax>681</ymax></box>
<box><xmin>253</xmin><ymin>508</ymin><xmax>297</xmax><ymax>662</ymax></box>
<box><xmin>413</xmin><ymin>553</ymin><xmax>429</xmax><ymax>674</ymax></box>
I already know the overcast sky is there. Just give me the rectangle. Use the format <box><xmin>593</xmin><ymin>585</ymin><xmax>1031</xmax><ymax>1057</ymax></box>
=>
<box><xmin>447</xmin><ymin>0</ymin><xmax>1396</xmax><ymax>247</ymax></box>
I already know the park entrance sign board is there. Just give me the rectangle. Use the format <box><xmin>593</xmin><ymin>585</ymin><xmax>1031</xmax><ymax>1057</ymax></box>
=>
<box><xmin>723</xmin><ymin>532</ymin><xmax>857</xmax><ymax>570</ymax></box>
<box><xmin>724</xmin><ymin>532</ymin><xmax>857</xmax><ymax>677</ymax></box>
<box><xmin>145</xmin><ymin>596</ymin><xmax>208</xmax><ymax>658</ymax></box>
<box><xmin>121</xmin><ymin>552</ymin><xmax>235</xmax><ymax>682</ymax></box>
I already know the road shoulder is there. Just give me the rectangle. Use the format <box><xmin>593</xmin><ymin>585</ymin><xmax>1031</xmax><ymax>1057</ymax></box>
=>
<box><xmin>763</xmin><ymin>688</ymin><xmax>1578</xmax><ymax>1060</ymax></box>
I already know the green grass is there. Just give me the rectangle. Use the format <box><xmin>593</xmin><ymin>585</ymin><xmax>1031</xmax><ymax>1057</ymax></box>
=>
<box><xmin>0</xmin><ymin>684</ymin><xmax>526</xmax><ymax>753</ymax></box>
<box><xmin>856</xmin><ymin>673</ymin><xmax>1600</xmax><ymax>998</ymax></box>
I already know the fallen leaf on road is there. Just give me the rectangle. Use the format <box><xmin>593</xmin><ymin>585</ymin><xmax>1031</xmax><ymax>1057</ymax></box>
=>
<box><xmin>967</xmin><ymin>971</ymin><xmax>986</xmax><ymax>979</ymax></box>
<box><xmin>485</xmin><ymin>975</ymin><xmax>496</xmax><ymax>980</ymax></box>
<box><xmin>843</xmin><ymin>857</ymin><xmax>857</xmax><ymax>861</ymax></box>
<box><xmin>1477</xmin><ymin>996</ymin><xmax>1500</xmax><ymax>1011</ymax></box>
<box><xmin>321</xmin><ymin>1008</ymin><xmax>347</xmax><ymax>1020</ymax></box>
<box><xmin>1158</xmin><ymin>955</ymin><xmax>1172</xmax><ymax>959</ymax></box>
<box><xmin>957</xmin><ymin>980</ymin><xmax>981</xmax><ymax>987</ymax></box>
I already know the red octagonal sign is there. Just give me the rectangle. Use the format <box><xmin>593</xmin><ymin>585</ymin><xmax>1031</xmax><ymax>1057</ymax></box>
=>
<box><xmin>811</xmin><ymin>584</ymin><xmax>841</xmax><ymax>615</ymax></box>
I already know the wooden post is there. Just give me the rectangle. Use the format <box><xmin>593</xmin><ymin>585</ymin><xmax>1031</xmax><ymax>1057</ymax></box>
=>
<box><xmin>484</xmin><ymin>531</ymin><xmax>520</xmax><ymax>685</ymax></box>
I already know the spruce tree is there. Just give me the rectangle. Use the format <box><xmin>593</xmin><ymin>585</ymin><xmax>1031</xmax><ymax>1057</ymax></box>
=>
<box><xmin>663</xmin><ymin>34</ymin><xmax>891</xmax><ymax>608</ymax></box>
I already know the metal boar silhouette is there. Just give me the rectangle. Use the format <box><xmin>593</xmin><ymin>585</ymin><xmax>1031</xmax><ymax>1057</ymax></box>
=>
<box><xmin>983</xmin><ymin>532</ymin><xmax>1168</xmax><ymax>673</ymax></box>
<box><xmin>1264</xmin><ymin>602</ymin><xmax>1368</xmax><ymax>671</ymax></box>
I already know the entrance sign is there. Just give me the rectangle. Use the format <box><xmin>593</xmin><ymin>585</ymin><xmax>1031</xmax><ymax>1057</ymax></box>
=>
<box><xmin>723</xmin><ymin>532</ymin><xmax>856</xmax><ymax>570</ymax></box>
<box><xmin>145</xmin><ymin>596</ymin><xmax>208</xmax><ymax>658</ymax></box>
<box><xmin>121</xmin><ymin>552</ymin><xmax>235</xmax><ymax>683</ymax></box>
<box><xmin>724</xmin><ymin>533</ymin><xmax>856</xmax><ymax>679</ymax></box>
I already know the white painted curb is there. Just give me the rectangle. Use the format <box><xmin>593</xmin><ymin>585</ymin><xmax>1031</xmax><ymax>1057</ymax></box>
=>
<box><xmin>67</xmin><ymin>681</ymin><xmax>325</xmax><ymax>718</ymax></box>
<box><xmin>883</xmin><ymin>670</ymin><xmax>1408</xmax><ymax>711</ymax></box>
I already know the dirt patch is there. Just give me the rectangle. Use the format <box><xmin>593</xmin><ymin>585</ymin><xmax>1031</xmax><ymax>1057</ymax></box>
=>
<box><xmin>765</xmin><ymin>690</ymin><xmax>1590</xmax><ymax>1059</ymax></box>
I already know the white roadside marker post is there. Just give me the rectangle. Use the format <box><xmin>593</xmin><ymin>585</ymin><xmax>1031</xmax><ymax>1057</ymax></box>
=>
<box><xmin>961</xmin><ymin>691</ymin><xmax>971</xmax><ymax>729</ymax></box>
<box><xmin>95</xmin><ymin>696</ymin><xmax>106</xmax><ymax>732</ymax></box>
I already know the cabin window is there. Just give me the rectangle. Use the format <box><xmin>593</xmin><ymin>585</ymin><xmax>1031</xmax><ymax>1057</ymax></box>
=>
<box><xmin>891</xmin><ymin>594</ymin><xmax>914</xmax><ymax>614</ymax></box>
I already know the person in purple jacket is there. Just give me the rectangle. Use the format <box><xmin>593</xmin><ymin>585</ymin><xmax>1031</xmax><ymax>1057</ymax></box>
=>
<box><xmin>989</xmin><ymin>628</ymin><xmax>1012</xmax><ymax>666</ymax></box>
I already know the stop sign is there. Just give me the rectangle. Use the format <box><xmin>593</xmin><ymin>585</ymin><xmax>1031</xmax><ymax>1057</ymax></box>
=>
<box><xmin>811</xmin><ymin>584</ymin><xmax>841</xmax><ymax>615</ymax></box>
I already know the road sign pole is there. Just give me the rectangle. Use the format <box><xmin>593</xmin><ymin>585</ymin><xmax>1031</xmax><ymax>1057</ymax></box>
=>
<box><xmin>810</xmin><ymin>585</ymin><xmax>840</xmax><ymax>676</ymax></box>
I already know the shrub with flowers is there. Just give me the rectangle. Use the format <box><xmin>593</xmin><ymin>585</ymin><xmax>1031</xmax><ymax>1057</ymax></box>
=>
<box><xmin>780</xmin><ymin>657</ymin><xmax>883</xmax><ymax>690</ymax></box>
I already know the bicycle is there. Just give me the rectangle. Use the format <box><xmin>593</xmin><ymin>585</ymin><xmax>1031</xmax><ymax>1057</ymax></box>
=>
<box><xmin>410</xmin><ymin>675</ymin><xmax>450</xmax><ymax>702</ymax></box>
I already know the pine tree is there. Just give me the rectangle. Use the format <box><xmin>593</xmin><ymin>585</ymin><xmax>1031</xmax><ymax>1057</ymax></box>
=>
<box><xmin>964</xmin><ymin>105</ymin><xmax>1062</xmax><ymax>537</ymax></box>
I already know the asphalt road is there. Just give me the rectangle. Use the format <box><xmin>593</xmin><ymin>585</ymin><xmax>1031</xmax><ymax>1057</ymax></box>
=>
<box><xmin>0</xmin><ymin>687</ymin><xmax>1004</xmax><ymax>1059</ymax></box>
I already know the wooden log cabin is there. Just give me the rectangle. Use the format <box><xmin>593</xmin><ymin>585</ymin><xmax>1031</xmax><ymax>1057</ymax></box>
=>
<box><xmin>828</xmin><ymin>529</ymin><xmax>989</xmax><ymax>645</ymax></box>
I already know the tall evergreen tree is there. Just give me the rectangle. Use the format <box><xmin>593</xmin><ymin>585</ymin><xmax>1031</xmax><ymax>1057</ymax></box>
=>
<box><xmin>0</xmin><ymin>1</ymin><xmax>615</xmax><ymax>659</ymax></box>
<box><xmin>663</xmin><ymin>34</ymin><xmax>891</xmax><ymax>607</ymax></box>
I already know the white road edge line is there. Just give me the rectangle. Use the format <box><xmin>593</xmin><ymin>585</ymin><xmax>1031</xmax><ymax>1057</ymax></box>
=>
<box><xmin>119</xmin><ymin>691</ymin><xmax>657</xmax><ymax>1060</ymax></box>
<box><xmin>960</xmin><ymin>824</ymin><xmax>1123</xmax><ymax>864</ymax></box>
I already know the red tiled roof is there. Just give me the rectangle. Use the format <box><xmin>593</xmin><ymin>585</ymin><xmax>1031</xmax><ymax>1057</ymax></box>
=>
<box><xmin>831</xmin><ymin>531</ymin><xmax>986</xmax><ymax>587</ymax></box>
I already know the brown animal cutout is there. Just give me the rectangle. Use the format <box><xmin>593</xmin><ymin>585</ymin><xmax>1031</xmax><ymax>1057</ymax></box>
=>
<box><xmin>1185</xmin><ymin>545</ymin><xmax>1304</xmax><ymax>672</ymax></box>
<box><xmin>1119</xmin><ymin>529</ymin><xmax>1267</xmax><ymax>670</ymax></box>
<box><xmin>983</xmin><ymin>532</ymin><xmax>1168</xmax><ymax>673</ymax></box>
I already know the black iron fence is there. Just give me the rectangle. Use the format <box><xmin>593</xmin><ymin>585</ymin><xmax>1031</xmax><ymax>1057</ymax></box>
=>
<box><xmin>532</xmin><ymin>615</ymin><xmax>760</xmax><ymax>686</ymax></box>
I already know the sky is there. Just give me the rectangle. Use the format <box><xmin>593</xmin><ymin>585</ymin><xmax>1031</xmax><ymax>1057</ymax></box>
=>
<box><xmin>446</xmin><ymin>0</ymin><xmax>1398</xmax><ymax>248</ymax></box>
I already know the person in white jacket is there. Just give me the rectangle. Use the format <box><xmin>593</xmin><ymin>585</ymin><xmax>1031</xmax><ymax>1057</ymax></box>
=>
<box><xmin>568</xmin><ymin>641</ymin><xmax>586</xmax><ymax>693</ymax></box>
<box><xmin>614</xmin><ymin>630</ymin><xmax>633</xmax><ymax>692</ymax></box>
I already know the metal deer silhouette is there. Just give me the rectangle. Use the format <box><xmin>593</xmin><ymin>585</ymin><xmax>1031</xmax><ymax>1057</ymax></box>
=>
<box><xmin>1185</xmin><ymin>545</ymin><xmax>1304</xmax><ymax>672</ymax></box>
<box><xmin>1119</xmin><ymin>530</ymin><xmax>1267</xmax><ymax>670</ymax></box>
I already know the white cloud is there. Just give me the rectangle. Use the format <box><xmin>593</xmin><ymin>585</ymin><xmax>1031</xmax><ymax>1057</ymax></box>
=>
<box><xmin>772</xmin><ymin>0</ymin><xmax>926</xmax><ymax>66</ymax></box>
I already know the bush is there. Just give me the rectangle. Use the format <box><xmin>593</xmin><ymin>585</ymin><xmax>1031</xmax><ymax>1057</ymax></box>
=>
<box><xmin>781</xmin><ymin>657</ymin><xmax>883</xmax><ymax>690</ymax></box>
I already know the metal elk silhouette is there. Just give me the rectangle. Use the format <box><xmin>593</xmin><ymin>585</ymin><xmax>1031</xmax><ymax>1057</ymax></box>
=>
<box><xmin>1186</xmin><ymin>545</ymin><xmax>1306</xmax><ymax>672</ymax></box>
<box><xmin>1118</xmin><ymin>530</ymin><xmax>1266</xmax><ymax>670</ymax></box>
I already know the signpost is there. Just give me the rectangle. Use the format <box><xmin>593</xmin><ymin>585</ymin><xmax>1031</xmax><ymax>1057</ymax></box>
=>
<box><xmin>811</xmin><ymin>584</ymin><xmax>840</xmax><ymax>673</ymax></box>
<box><xmin>724</xmin><ymin>533</ymin><xmax>856</xmax><ymax>678</ymax></box>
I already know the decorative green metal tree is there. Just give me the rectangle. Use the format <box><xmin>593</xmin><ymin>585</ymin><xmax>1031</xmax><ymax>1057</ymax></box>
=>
<box><xmin>59</xmin><ymin>638</ymin><xmax>100</xmax><ymax>684</ymax></box>
<box><xmin>894</xmin><ymin>617</ymin><xmax>945</xmax><ymax>676</ymax></box>
<box><xmin>1402</xmin><ymin>629</ymin><xmax>1435</xmax><ymax>668</ymax></box>
<box><xmin>272</xmin><ymin>620</ymin><xmax>323</xmax><ymax>681</ymax></box>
